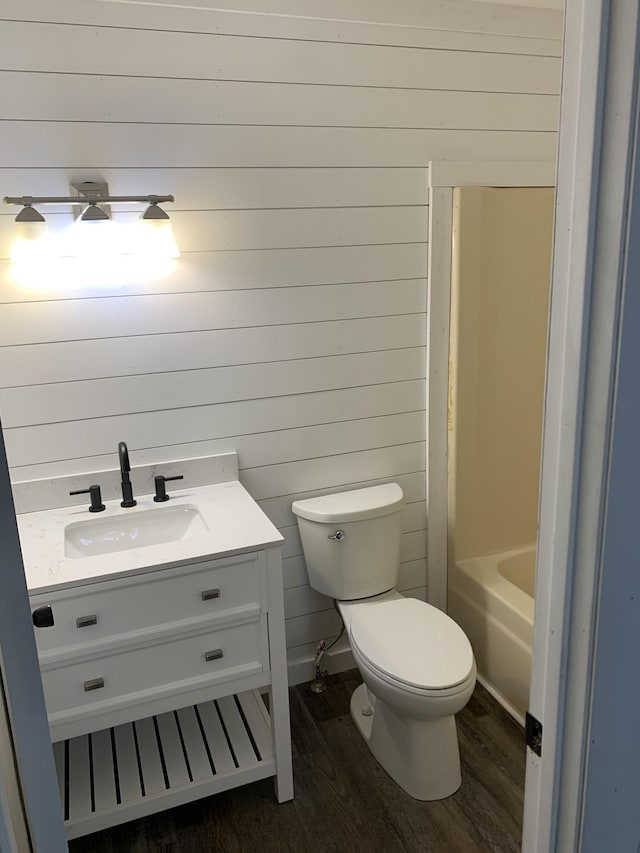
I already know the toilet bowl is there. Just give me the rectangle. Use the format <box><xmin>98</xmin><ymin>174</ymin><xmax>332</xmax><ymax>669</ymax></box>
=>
<box><xmin>291</xmin><ymin>483</ymin><xmax>476</xmax><ymax>801</ymax></box>
<box><xmin>338</xmin><ymin>591</ymin><xmax>476</xmax><ymax>800</ymax></box>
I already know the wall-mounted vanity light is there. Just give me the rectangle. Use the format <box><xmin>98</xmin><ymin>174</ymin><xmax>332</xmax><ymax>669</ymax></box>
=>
<box><xmin>3</xmin><ymin>181</ymin><xmax>179</xmax><ymax>288</ymax></box>
<box><xmin>4</xmin><ymin>184</ymin><xmax>175</xmax><ymax>223</ymax></box>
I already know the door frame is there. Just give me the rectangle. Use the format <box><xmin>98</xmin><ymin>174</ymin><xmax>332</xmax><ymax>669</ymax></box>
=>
<box><xmin>523</xmin><ymin>0</ymin><xmax>640</xmax><ymax>849</ymax></box>
<box><xmin>0</xmin><ymin>421</ymin><xmax>68</xmax><ymax>851</ymax></box>
<box><xmin>0</xmin><ymin>669</ymin><xmax>31</xmax><ymax>853</ymax></box>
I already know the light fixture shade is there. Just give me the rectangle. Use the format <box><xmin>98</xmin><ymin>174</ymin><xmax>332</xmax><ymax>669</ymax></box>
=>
<box><xmin>15</xmin><ymin>205</ymin><xmax>45</xmax><ymax>223</ymax></box>
<box><xmin>81</xmin><ymin>203</ymin><xmax>110</xmax><ymax>222</ymax></box>
<box><xmin>142</xmin><ymin>203</ymin><xmax>170</xmax><ymax>221</ymax></box>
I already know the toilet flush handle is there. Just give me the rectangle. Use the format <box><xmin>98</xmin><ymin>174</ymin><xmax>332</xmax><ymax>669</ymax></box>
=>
<box><xmin>328</xmin><ymin>530</ymin><xmax>345</xmax><ymax>541</ymax></box>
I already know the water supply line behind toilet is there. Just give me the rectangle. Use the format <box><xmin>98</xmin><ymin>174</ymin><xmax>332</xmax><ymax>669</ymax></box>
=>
<box><xmin>310</xmin><ymin>600</ymin><xmax>345</xmax><ymax>693</ymax></box>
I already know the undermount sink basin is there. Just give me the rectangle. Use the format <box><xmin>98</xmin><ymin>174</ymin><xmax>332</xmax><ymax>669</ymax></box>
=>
<box><xmin>64</xmin><ymin>504</ymin><xmax>209</xmax><ymax>558</ymax></box>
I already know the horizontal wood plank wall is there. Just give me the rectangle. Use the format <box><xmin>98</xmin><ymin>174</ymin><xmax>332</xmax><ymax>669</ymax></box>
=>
<box><xmin>0</xmin><ymin>0</ymin><xmax>562</xmax><ymax>678</ymax></box>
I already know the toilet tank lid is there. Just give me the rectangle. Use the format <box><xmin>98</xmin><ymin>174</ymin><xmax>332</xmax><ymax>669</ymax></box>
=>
<box><xmin>292</xmin><ymin>483</ymin><xmax>404</xmax><ymax>523</ymax></box>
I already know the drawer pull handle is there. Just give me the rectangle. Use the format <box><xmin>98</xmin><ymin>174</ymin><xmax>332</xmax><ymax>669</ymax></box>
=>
<box><xmin>205</xmin><ymin>649</ymin><xmax>224</xmax><ymax>662</ymax></box>
<box><xmin>84</xmin><ymin>678</ymin><xmax>104</xmax><ymax>692</ymax></box>
<box><xmin>76</xmin><ymin>615</ymin><xmax>98</xmax><ymax>629</ymax></box>
<box><xmin>201</xmin><ymin>588</ymin><xmax>221</xmax><ymax>601</ymax></box>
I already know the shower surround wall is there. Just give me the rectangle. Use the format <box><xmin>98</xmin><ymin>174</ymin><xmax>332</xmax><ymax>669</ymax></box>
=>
<box><xmin>0</xmin><ymin>0</ymin><xmax>562</xmax><ymax>680</ymax></box>
<box><xmin>450</xmin><ymin>187</ymin><xmax>554</xmax><ymax>562</ymax></box>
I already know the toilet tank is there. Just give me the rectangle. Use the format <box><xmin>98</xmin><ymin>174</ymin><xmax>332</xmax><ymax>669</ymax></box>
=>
<box><xmin>291</xmin><ymin>484</ymin><xmax>404</xmax><ymax>600</ymax></box>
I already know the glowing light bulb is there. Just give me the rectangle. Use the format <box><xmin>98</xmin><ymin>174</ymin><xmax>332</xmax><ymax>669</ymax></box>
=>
<box><xmin>138</xmin><ymin>219</ymin><xmax>180</xmax><ymax>259</ymax></box>
<box><xmin>9</xmin><ymin>219</ymin><xmax>48</xmax><ymax>264</ymax></box>
<box><xmin>8</xmin><ymin>207</ymin><xmax>179</xmax><ymax>291</ymax></box>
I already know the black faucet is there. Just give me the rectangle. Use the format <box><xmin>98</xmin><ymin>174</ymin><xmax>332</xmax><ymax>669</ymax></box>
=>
<box><xmin>118</xmin><ymin>441</ymin><xmax>137</xmax><ymax>508</ymax></box>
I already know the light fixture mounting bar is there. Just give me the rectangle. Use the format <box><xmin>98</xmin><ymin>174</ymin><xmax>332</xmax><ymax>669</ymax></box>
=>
<box><xmin>3</xmin><ymin>195</ymin><xmax>174</xmax><ymax>206</ymax></box>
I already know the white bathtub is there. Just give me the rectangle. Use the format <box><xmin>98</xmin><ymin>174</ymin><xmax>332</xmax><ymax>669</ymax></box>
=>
<box><xmin>448</xmin><ymin>544</ymin><xmax>535</xmax><ymax>725</ymax></box>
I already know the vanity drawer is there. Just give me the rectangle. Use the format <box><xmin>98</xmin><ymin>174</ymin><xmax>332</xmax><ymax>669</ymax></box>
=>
<box><xmin>31</xmin><ymin>551</ymin><xmax>264</xmax><ymax>656</ymax></box>
<box><xmin>41</xmin><ymin>618</ymin><xmax>265</xmax><ymax>719</ymax></box>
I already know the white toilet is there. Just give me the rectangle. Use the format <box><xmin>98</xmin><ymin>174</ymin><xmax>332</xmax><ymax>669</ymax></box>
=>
<box><xmin>292</xmin><ymin>483</ymin><xmax>476</xmax><ymax>801</ymax></box>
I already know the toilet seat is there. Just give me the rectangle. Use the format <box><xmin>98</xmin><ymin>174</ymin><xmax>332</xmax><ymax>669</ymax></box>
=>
<box><xmin>349</xmin><ymin>598</ymin><xmax>474</xmax><ymax>692</ymax></box>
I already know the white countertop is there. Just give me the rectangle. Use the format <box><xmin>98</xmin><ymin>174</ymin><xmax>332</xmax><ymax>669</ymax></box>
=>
<box><xmin>18</xmin><ymin>480</ymin><xmax>283</xmax><ymax>596</ymax></box>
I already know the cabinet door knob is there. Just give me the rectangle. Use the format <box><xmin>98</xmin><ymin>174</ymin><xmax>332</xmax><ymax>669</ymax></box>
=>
<box><xmin>83</xmin><ymin>678</ymin><xmax>104</xmax><ymax>692</ymax></box>
<box><xmin>205</xmin><ymin>649</ymin><xmax>224</xmax><ymax>662</ymax></box>
<box><xmin>201</xmin><ymin>588</ymin><xmax>221</xmax><ymax>601</ymax></box>
<box><xmin>32</xmin><ymin>605</ymin><xmax>54</xmax><ymax>628</ymax></box>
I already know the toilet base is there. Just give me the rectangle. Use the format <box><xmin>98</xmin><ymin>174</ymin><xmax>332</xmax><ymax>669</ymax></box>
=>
<box><xmin>350</xmin><ymin>682</ymin><xmax>375</xmax><ymax>741</ymax></box>
<box><xmin>349</xmin><ymin>683</ymin><xmax>462</xmax><ymax>801</ymax></box>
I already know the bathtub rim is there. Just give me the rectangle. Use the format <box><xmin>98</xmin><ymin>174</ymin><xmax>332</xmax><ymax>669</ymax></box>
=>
<box><xmin>448</xmin><ymin>543</ymin><xmax>536</xmax><ymax>725</ymax></box>
<box><xmin>454</xmin><ymin>543</ymin><xmax>536</xmax><ymax>624</ymax></box>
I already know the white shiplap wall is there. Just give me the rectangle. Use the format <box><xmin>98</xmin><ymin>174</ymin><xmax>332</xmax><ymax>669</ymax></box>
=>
<box><xmin>0</xmin><ymin>0</ymin><xmax>562</xmax><ymax>677</ymax></box>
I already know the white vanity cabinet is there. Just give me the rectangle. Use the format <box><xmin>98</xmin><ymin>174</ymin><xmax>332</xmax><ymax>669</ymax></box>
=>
<box><xmin>28</xmin><ymin>545</ymin><xmax>293</xmax><ymax>841</ymax></box>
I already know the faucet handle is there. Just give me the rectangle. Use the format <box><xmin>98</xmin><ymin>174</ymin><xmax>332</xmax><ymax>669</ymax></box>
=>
<box><xmin>70</xmin><ymin>485</ymin><xmax>106</xmax><ymax>513</ymax></box>
<box><xmin>153</xmin><ymin>474</ymin><xmax>184</xmax><ymax>503</ymax></box>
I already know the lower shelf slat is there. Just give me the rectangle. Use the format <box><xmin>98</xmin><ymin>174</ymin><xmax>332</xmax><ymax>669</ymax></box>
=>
<box><xmin>56</xmin><ymin>690</ymin><xmax>275</xmax><ymax>840</ymax></box>
<box><xmin>114</xmin><ymin>723</ymin><xmax>142</xmax><ymax>803</ymax></box>
<box><xmin>155</xmin><ymin>711</ymin><xmax>190</xmax><ymax>789</ymax></box>
<box><xmin>196</xmin><ymin>698</ymin><xmax>236</xmax><ymax>774</ymax></box>
<box><xmin>176</xmin><ymin>706</ymin><xmax>213</xmax><ymax>784</ymax></box>
<box><xmin>67</xmin><ymin>736</ymin><xmax>91</xmax><ymax>823</ymax></box>
<box><xmin>91</xmin><ymin>728</ymin><xmax>117</xmax><ymax>812</ymax></box>
<box><xmin>133</xmin><ymin>717</ymin><xmax>165</xmax><ymax>798</ymax></box>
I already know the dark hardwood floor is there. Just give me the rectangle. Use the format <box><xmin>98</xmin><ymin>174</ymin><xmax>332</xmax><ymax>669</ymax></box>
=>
<box><xmin>69</xmin><ymin>671</ymin><xmax>525</xmax><ymax>853</ymax></box>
